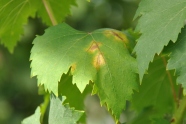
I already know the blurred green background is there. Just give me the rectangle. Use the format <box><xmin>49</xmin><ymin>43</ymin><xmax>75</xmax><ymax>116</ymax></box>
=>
<box><xmin>0</xmin><ymin>0</ymin><xmax>140</xmax><ymax>123</ymax></box>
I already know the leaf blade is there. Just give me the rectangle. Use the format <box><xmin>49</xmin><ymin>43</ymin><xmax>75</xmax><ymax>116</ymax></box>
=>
<box><xmin>58</xmin><ymin>72</ymin><xmax>92</xmax><ymax>110</ymax></box>
<box><xmin>0</xmin><ymin>0</ymin><xmax>37</xmax><ymax>52</ymax></box>
<box><xmin>30</xmin><ymin>23</ymin><xmax>138</xmax><ymax>120</ymax></box>
<box><xmin>132</xmin><ymin>56</ymin><xmax>178</xmax><ymax>117</ymax></box>
<box><xmin>134</xmin><ymin>0</ymin><xmax>186</xmax><ymax>80</ymax></box>
<box><xmin>0</xmin><ymin>0</ymin><xmax>76</xmax><ymax>52</ymax></box>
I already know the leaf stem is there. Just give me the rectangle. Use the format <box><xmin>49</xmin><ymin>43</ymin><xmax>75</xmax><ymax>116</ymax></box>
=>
<box><xmin>42</xmin><ymin>0</ymin><xmax>57</xmax><ymax>25</ymax></box>
<box><xmin>161</xmin><ymin>57</ymin><xmax>178</xmax><ymax>106</ymax></box>
<box><xmin>172</xmin><ymin>96</ymin><xmax>186</xmax><ymax>124</ymax></box>
<box><xmin>40</xmin><ymin>93</ymin><xmax>50</xmax><ymax>123</ymax></box>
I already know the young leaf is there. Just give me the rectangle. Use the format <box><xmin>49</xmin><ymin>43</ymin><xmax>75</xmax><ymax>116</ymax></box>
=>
<box><xmin>49</xmin><ymin>95</ymin><xmax>83</xmax><ymax>124</ymax></box>
<box><xmin>22</xmin><ymin>107</ymin><xmax>41</xmax><ymax>124</ymax></box>
<box><xmin>132</xmin><ymin>56</ymin><xmax>178</xmax><ymax>117</ymax></box>
<box><xmin>167</xmin><ymin>27</ymin><xmax>186</xmax><ymax>93</ymax></box>
<box><xmin>134</xmin><ymin>0</ymin><xmax>186</xmax><ymax>80</ymax></box>
<box><xmin>30</xmin><ymin>23</ymin><xmax>138</xmax><ymax>120</ymax></box>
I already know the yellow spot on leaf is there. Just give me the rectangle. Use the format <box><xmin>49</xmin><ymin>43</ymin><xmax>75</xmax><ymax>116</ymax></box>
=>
<box><xmin>104</xmin><ymin>30</ymin><xmax>129</xmax><ymax>44</ymax></box>
<box><xmin>88</xmin><ymin>41</ymin><xmax>101</xmax><ymax>53</ymax></box>
<box><xmin>93</xmin><ymin>53</ymin><xmax>105</xmax><ymax>69</ymax></box>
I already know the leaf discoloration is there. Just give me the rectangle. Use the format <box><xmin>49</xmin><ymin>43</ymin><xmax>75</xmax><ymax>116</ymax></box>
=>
<box><xmin>104</xmin><ymin>30</ymin><xmax>129</xmax><ymax>44</ymax></box>
<box><xmin>88</xmin><ymin>41</ymin><xmax>101</xmax><ymax>53</ymax></box>
<box><xmin>93</xmin><ymin>53</ymin><xmax>105</xmax><ymax>69</ymax></box>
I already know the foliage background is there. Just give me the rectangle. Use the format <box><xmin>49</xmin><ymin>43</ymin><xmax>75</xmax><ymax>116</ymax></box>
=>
<box><xmin>0</xmin><ymin>0</ymin><xmax>140</xmax><ymax>123</ymax></box>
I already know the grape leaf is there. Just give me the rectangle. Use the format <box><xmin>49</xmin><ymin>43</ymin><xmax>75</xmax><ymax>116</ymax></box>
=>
<box><xmin>167</xmin><ymin>27</ymin><xmax>186</xmax><ymax>93</ymax></box>
<box><xmin>132</xmin><ymin>56</ymin><xmax>178</xmax><ymax>116</ymax></box>
<box><xmin>134</xmin><ymin>0</ymin><xmax>186</xmax><ymax>80</ymax></box>
<box><xmin>0</xmin><ymin>0</ymin><xmax>37</xmax><ymax>52</ymax></box>
<box><xmin>0</xmin><ymin>0</ymin><xmax>76</xmax><ymax>52</ymax></box>
<box><xmin>49</xmin><ymin>95</ymin><xmax>83</xmax><ymax>124</ymax></box>
<box><xmin>30</xmin><ymin>23</ymin><xmax>138</xmax><ymax>120</ymax></box>
<box><xmin>22</xmin><ymin>107</ymin><xmax>41</xmax><ymax>124</ymax></box>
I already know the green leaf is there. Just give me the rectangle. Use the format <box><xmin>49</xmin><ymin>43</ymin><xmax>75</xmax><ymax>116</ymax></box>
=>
<box><xmin>151</xmin><ymin>118</ymin><xmax>170</xmax><ymax>124</ymax></box>
<box><xmin>134</xmin><ymin>0</ymin><xmax>186</xmax><ymax>80</ymax></box>
<box><xmin>0</xmin><ymin>0</ymin><xmax>37</xmax><ymax>52</ymax></box>
<box><xmin>0</xmin><ymin>0</ymin><xmax>76</xmax><ymax>52</ymax></box>
<box><xmin>132</xmin><ymin>56</ymin><xmax>178</xmax><ymax>116</ymax></box>
<box><xmin>30</xmin><ymin>23</ymin><xmax>138</xmax><ymax>120</ymax></box>
<box><xmin>167</xmin><ymin>27</ymin><xmax>186</xmax><ymax>93</ymax></box>
<box><xmin>123</xmin><ymin>29</ymin><xmax>140</xmax><ymax>53</ymax></box>
<box><xmin>49</xmin><ymin>95</ymin><xmax>83</xmax><ymax>124</ymax></box>
<box><xmin>22</xmin><ymin>107</ymin><xmax>41</xmax><ymax>124</ymax></box>
<box><xmin>58</xmin><ymin>72</ymin><xmax>92</xmax><ymax>110</ymax></box>
<box><xmin>58</xmin><ymin>72</ymin><xmax>91</xmax><ymax>123</ymax></box>
<box><xmin>130</xmin><ymin>108</ymin><xmax>155</xmax><ymax>124</ymax></box>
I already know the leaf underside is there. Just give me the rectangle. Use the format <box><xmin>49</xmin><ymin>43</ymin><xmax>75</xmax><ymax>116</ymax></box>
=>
<box><xmin>49</xmin><ymin>95</ymin><xmax>83</xmax><ymax>124</ymax></box>
<box><xmin>30</xmin><ymin>23</ymin><xmax>138</xmax><ymax>119</ymax></box>
<box><xmin>22</xmin><ymin>107</ymin><xmax>41</xmax><ymax>124</ymax></box>
<box><xmin>134</xmin><ymin>0</ymin><xmax>186</xmax><ymax>80</ymax></box>
<box><xmin>0</xmin><ymin>0</ymin><xmax>75</xmax><ymax>52</ymax></box>
<box><xmin>22</xmin><ymin>95</ymin><xmax>83</xmax><ymax>124</ymax></box>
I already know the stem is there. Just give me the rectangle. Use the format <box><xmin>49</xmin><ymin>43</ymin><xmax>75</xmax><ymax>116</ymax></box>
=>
<box><xmin>42</xmin><ymin>0</ymin><xmax>57</xmax><ymax>25</ymax></box>
<box><xmin>172</xmin><ymin>96</ymin><xmax>186</xmax><ymax>124</ymax></box>
<box><xmin>161</xmin><ymin>57</ymin><xmax>178</xmax><ymax>106</ymax></box>
<box><xmin>40</xmin><ymin>93</ymin><xmax>50</xmax><ymax>123</ymax></box>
